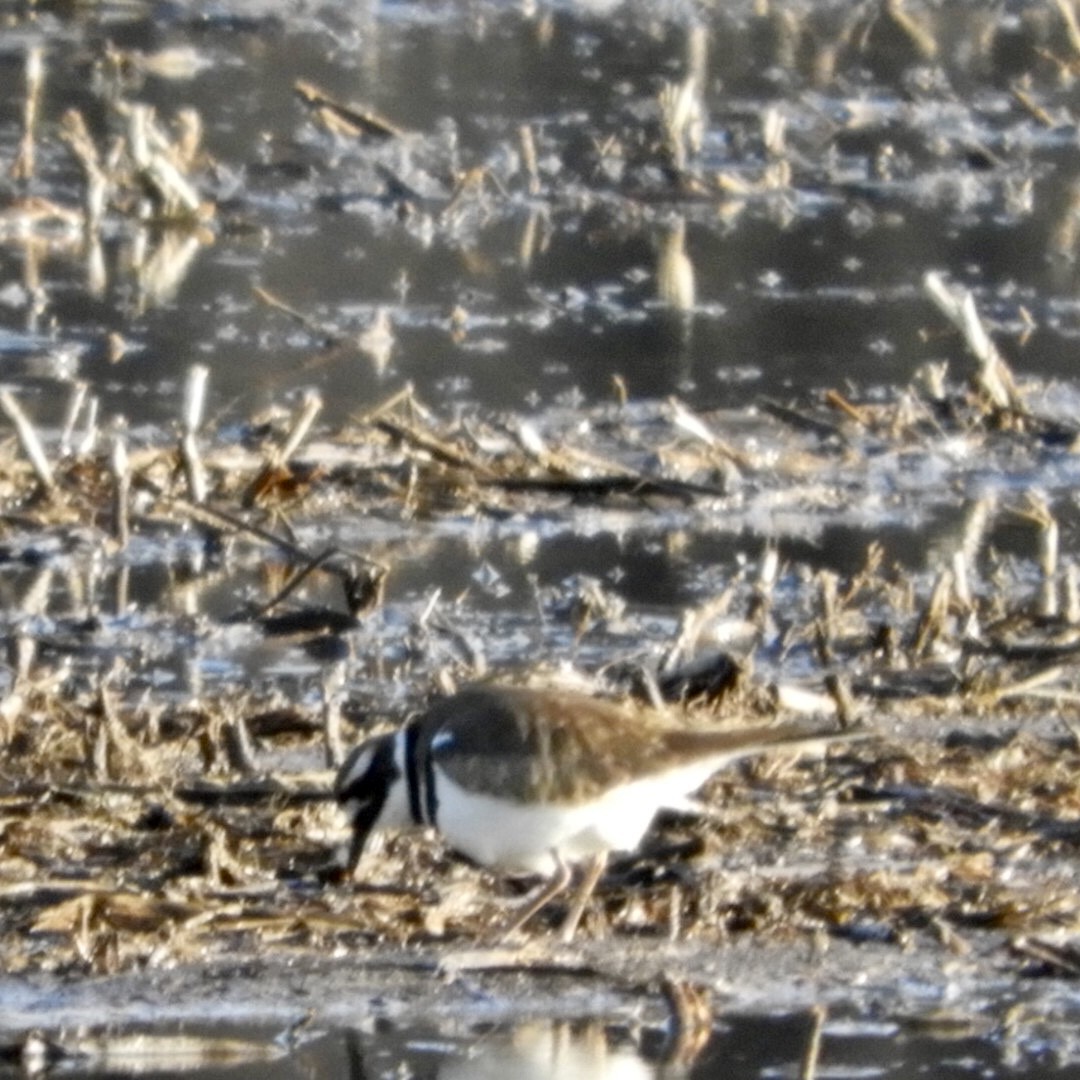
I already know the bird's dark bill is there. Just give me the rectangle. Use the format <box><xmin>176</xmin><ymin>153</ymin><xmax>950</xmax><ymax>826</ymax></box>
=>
<box><xmin>343</xmin><ymin>798</ymin><xmax>381</xmax><ymax>871</ymax></box>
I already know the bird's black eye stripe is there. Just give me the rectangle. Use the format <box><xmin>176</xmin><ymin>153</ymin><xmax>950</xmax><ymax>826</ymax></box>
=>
<box><xmin>423</xmin><ymin>740</ymin><xmax>438</xmax><ymax>827</ymax></box>
<box><xmin>335</xmin><ymin>737</ymin><xmax>397</xmax><ymax>822</ymax></box>
<box><xmin>404</xmin><ymin>719</ymin><xmax>425</xmax><ymax>826</ymax></box>
<box><xmin>337</xmin><ymin>740</ymin><xmax>382</xmax><ymax>801</ymax></box>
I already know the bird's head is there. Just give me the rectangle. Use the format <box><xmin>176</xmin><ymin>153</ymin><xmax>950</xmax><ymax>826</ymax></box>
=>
<box><xmin>334</xmin><ymin>732</ymin><xmax>400</xmax><ymax>872</ymax></box>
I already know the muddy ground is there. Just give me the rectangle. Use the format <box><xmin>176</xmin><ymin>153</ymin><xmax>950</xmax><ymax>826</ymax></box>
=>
<box><xmin>4</xmin><ymin>0</ymin><xmax>1080</xmax><ymax>1068</ymax></box>
<box><xmin>1</xmin><ymin>388</ymin><xmax>1080</xmax><ymax>1048</ymax></box>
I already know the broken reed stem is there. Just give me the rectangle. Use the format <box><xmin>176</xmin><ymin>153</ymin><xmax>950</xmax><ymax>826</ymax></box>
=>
<box><xmin>884</xmin><ymin>0</ymin><xmax>938</xmax><ymax>60</ymax></box>
<box><xmin>322</xmin><ymin>660</ymin><xmax>347</xmax><ymax>768</ymax></box>
<box><xmin>518</xmin><ymin>123</ymin><xmax>540</xmax><ymax>195</ymax></box>
<box><xmin>60</xmin><ymin>381</ymin><xmax>89</xmax><ymax>458</ymax></box>
<box><xmin>823</xmin><ymin>673</ymin><xmax>855</xmax><ymax>729</ymax></box>
<box><xmin>252</xmin><ymin>285</ymin><xmax>313</xmax><ymax>328</ymax></box>
<box><xmin>293</xmin><ymin>79</ymin><xmax>404</xmax><ymax>140</ymax></box>
<box><xmin>667</xmin><ymin>884</ymin><xmax>682</xmax><ymax>941</ymax></box>
<box><xmin>241</xmin><ymin>389</ymin><xmax>323</xmax><ymax>506</ymax></box>
<box><xmin>0</xmin><ymin>390</ymin><xmax>56</xmax><ymax>495</ymax></box>
<box><xmin>95</xmin><ymin>674</ymin><xmax>147</xmax><ymax>781</ymax></box>
<box><xmin>746</xmin><ymin>545</ymin><xmax>779</xmax><ymax>632</ymax></box>
<box><xmin>10</xmin><ymin>46</ymin><xmax>43</xmax><ymax>181</ymax></box>
<box><xmin>1038</xmin><ymin>511</ymin><xmax>1059</xmax><ymax>619</ymax></box>
<box><xmin>0</xmin><ymin>633</ymin><xmax>33</xmax><ymax>742</ymax></box>
<box><xmin>59</xmin><ymin>110</ymin><xmax>110</xmax><ymax>234</ymax></box>
<box><xmin>90</xmin><ymin>714</ymin><xmax>110</xmax><ymax>780</ymax></box>
<box><xmin>1066</xmin><ymin>562</ymin><xmax>1080</xmax><ymax>624</ymax></box>
<box><xmin>951</xmin><ymin>550</ymin><xmax>973</xmax><ymax>612</ymax></box>
<box><xmin>912</xmin><ymin>566</ymin><xmax>953</xmax><ymax>658</ymax></box>
<box><xmin>277</xmin><ymin>389</ymin><xmax>322</xmax><ymax>464</ymax></box>
<box><xmin>126</xmin><ymin>102</ymin><xmax>202</xmax><ymax>216</ymax></box>
<box><xmin>1054</xmin><ymin>0</ymin><xmax>1080</xmax><ymax>57</ymax></box>
<box><xmin>179</xmin><ymin>428</ymin><xmax>205</xmax><ymax>503</ymax></box>
<box><xmin>816</xmin><ymin>570</ymin><xmax>838</xmax><ymax>665</ymax></box>
<box><xmin>183</xmin><ymin>363</ymin><xmax>209</xmax><ymax>436</ymax></box>
<box><xmin>135</xmin><ymin>471</ymin><xmax>385</xmax><ymax>607</ymax></box>
<box><xmin>222</xmin><ymin>714</ymin><xmax>257</xmax><ymax>775</ymax></box>
<box><xmin>114</xmin><ymin>562</ymin><xmax>129</xmax><ymax>615</ymax></box>
<box><xmin>923</xmin><ymin>271</ymin><xmax>1024</xmax><ymax>413</ymax></box>
<box><xmin>249</xmin><ymin>547</ymin><xmax>339</xmax><ymax>621</ymax></box>
<box><xmin>77</xmin><ymin>394</ymin><xmax>100</xmax><ymax>457</ymax></box>
<box><xmin>180</xmin><ymin>364</ymin><xmax>209</xmax><ymax>504</ymax></box>
<box><xmin>110</xmin><ymin>429</ymin><xmax>130</xmax><ymax>550</ymax></box>
<box><xmin>979</xmin><ymin>665</ymin><xmax>1066</xmax><ymax>706</ymax></box>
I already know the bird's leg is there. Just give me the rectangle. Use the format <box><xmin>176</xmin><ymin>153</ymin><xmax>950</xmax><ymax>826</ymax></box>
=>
<box><xmin>559</xmin><ymin>852</ymin><xmax>607</xmax><ymax>943</ymax></box>
<box><xmin>344</xmin><ymin>829</ymin><xmax>366</xmax><ymax>876</ymax></box>
<box><xmin>489</xmin><ymin>851</ymin><xmax>573</xmax><ymax>943</ymax></box>
<box><xmin>318</xmin><ymin>829</ymin><xmax>366</xmax><ymax>885</ymax></box>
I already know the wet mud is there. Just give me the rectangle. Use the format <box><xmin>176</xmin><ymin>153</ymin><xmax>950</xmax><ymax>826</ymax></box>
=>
<box><xmin>3</xmin><ymin>0</ymin><xmax>1080</xmax><ymax>1073</ymax></box>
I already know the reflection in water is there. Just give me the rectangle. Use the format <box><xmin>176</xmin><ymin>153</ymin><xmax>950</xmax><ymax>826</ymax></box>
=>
<box><xmin>356</xmin><ymin>306</ymin><xmax>395</xmax><ymax>377</ymax></box>
<box><xmin>438</xmin><ymin>1021</ymin><xmax>651</xmax><ymax>1080</ymax></box>
<box><xmin>132</xmin><ymin>226</ymin><xmax>208</xmax><ymax>313</ymax></box>
<box><xmin>7</xmin><ymin>1006</ymin><xmax>1080</xmax><ymax>1080</ymax></box>
<box><xmin>0</xmin><ymin>0</ymin><xmax>1075</xmax><ymax>426</ymax></box>
<box><xmin>655</xmin><ymin>217</ymin><xmax>695</xmax><ymax>314</ymax></box>
<box><xmin>18</xmin><ymin>1031</ymin><xmax>287</xmax><ymax>1077</ymax></box>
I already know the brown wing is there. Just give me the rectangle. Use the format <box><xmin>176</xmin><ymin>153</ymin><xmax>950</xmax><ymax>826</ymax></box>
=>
<box><xmin>421</xmin><ymin>685</ymin><xmax>857</xmax><ymax>804</ymax></box>
<box><xmin>418</xmin><ymin>685</ymin><xmax>657</xmax><ymax>802</ymax></box>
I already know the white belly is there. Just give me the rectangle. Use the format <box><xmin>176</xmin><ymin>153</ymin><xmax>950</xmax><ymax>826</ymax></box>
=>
<box><xmin>432</xmin><ymin>767</ymin><xmax>682</xmax><ymax>876</ymax></box>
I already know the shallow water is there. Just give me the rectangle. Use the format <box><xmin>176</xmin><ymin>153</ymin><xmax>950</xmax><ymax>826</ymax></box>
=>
<box><xmin>1</xmin><ymin>1</ymin><xmax>1078</xmax><ymax>429</ymax></box>
<box><xmin>11</xmin><ymin>1006</ymin><xmax>1080</xmax><ymax>1080</ymax></box>
<box><xmin>4</xmin><ymin>0</ymin><xmax>1080</xmax><ymax>1063</ymax></box>
<box><xmin>0</xmin><ymin>1</ymin><xmax>1077</xmax><ymax>639</ymax></box>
